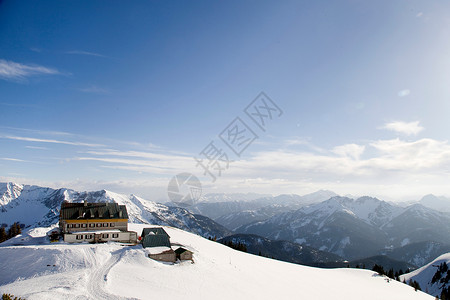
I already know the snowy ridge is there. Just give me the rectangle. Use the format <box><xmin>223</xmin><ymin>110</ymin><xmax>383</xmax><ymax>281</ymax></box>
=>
<box><xmin>0</xmin><ymin>182</ymin><xmax>23</xmax><ymax>206</ymax></box>
<box><xmin>0</xmin><ymin>224</ymin><xmax>433</xmax><ymax>300</ymax></box>
<box><xmin>401</xmin><ymin>252</ymin><xmax>450</xmax><ymax>298</ymax></box>
<box><xmin>299</xmin><ymin>196</ymin><xmax>403</xmax><ymax>228</ymax></box>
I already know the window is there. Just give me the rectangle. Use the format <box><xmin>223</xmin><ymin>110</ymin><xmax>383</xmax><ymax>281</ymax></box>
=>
<box><xmin>76</xmin><ymin>235</ymin><xmax>83</xmax><ymax>240</ymax></box>
<box><xmin>110</xmin><ymin>223</ymin><xmax>114</xmax><ymax>227</ymax></box>
<box><xmin>89</xmin><ymin>223</ymin><xmax>95</xmax><ymax>228</ymax></box>
<box><xmin>112</xmin><ymin>233</ymin><xmax>119</xmax><ymax>238</ymax></box>
<box><xmin>96</xmin><ymin>223</ymin><xmax>102</xmax><ymax>227</ymax></box>
<box><xmin>68</xmin><ymin>224</ymin><xmax>73</xmax><ymax>228</ymax></box>
<box><xmin>103</xmin><ymin>223</ymin><xmax>108</xmax><ymax>227</ymax></box>
<box><xmin>102</xmin><ymin>233</ymin><xmax>109</xmax><ymax>238</ymax></box>
<box><xmin>75</xmin><ymin>224</ymin><xmax>80</xmax><ymax>228</ymax></box>
<box><xmin>85</xmin><ymin>234</ymin><xmax>93</xmax><ymax>239</ymax></box>
<box><xmin>81</xmin><ymin>224</ymin><xmax>87</xmax><ymax>228</ymax></box>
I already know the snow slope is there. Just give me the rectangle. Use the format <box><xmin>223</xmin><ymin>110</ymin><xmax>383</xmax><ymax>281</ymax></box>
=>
<box><xmin>401</xmin><ymin>253</ymin><xmax>450</xmax><ymax>298</ymax></box>
<box><xmin>0</xmin><ymin>224</ymin><xmax>432</xmax><ymax>300</ymax></box>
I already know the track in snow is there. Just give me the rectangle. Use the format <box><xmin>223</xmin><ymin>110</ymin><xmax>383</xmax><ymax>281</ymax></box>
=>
<box><xmin>83</xmin><ymin>246</ymin><xmax>136</xmax><ymax>300</ymax></box>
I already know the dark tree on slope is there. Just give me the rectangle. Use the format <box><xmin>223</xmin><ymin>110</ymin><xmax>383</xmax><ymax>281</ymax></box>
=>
<box><xmin>387</xmin><ymin>268</ymin><xmax>395</xmax><ymax>279</ymax></box>
<box><xmin>409</xmin><ymin>279</ymin><xmax>421</xmax><ymax>291</ymax></box>
<box><xmin>221</xmin><ymin>240</ymin><xmax>247</xmax><ymax>253</ymax></box>
<box><xmin>0</xmin><ymin>228</ymin><xmax>7</xmax><ymax>243</ymax></box>
<box><xmin>372</xmin><ymin>264</ymin><xmax>385</xmax><ymax>276</ymax></box>
<box><xmin>2</xmin><ymin>293</ymin><xmax>25</xmax><ymax>300</ymax></box>
<box><xmin>432</xmin><ymin>262</ymin><xmax>450</xmax><ymax>285</ymax></box>
<box><xmin>7</xmin><ymin>223</ymin><xmax>21</xmax><ymax>239</ymax></box>
<box><xmin>441</xmin><ymin>287</ymin><xmax>450</xmax><ymax>300</ymax></box>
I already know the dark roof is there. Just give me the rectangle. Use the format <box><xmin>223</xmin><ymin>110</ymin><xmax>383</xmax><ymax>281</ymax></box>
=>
<box><xmin>142</xmin><ymin>234</ymin><xmax>171</xmax><ymax>248</ymax></box>
<box><xmin>60</xmin><ymin>202</ymin><xmax>128</xmax><ymax>220</ymax></box>
<box><xmin>141</xmin><ymin>227</ymin><xmax>170</xmax><ymax>238</ymax></box>
<box><xmin>174</xmin><ymin>247</ymin><xmax>192</xmax><ymax>254</ymax></box>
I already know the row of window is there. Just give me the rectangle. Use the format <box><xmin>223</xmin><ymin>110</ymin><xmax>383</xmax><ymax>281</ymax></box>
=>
<box><xmin>68</xmin><ymin>222</ymin><xmax>115</xmax><ymax>229</ymax></box>
<box><xmin>75</xmin><ymin>233</ymin><xmax>119</xmax><ymax>240</ymax></box>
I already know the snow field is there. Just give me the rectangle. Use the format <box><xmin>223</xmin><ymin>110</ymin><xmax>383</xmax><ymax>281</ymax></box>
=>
<box><xmin>0</xmin><ymin>224</ymin><xmax>433</xmax><ymax>300</ymax></box>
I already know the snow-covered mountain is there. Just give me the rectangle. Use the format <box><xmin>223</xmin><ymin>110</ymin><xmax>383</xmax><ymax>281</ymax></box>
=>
<box><xmin>0</xmin><ymin>224</ymin><xmax>433</xmax><ymax>300</ymax></box>
<box><xmin>236</xmin><ymin>196</ymin><xmax>450</xmax><ymax>262</ymax></box>
<box><xmin>0</xmin><ymin>182</ymin><xmax>230</xmax><ymax>239</ymax></box>
<box><xmin>401</xmin><ymin>252</ymin><xmax>450</xmax><ymax>299</ymax></box>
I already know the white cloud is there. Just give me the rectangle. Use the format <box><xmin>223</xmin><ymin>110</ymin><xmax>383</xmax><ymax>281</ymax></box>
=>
<box><xmin>368</xmin><ymin>138</ymin><xmax>450</xmax><ymax>171</ymax></box>
<box><xmin>397</xmin><ymin>89</ymin><xmax>410</xmax><ymax>97</ymax></box>
<box><xmin>0</xmin><ymin>59</ymin><xmax>60</xmax><ymax>81</ymax></box>
<box><xmin>416</xmin><ymin>12</ymin><xmax>423</xmax><ymax>17</ymax></box>
<box><xmin>382</xmin><ymin>121</ymin><xmax>424</xmax><ymax>136</ymax></box>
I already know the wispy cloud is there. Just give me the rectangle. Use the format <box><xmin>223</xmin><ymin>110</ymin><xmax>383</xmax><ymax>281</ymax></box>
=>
<box><xmin>25</xmin><ymin>145</ymin><xmax>49</xmax><ymax>150</ymax></box>
<box><xmin>0</xmin><ymin>135</ymin><xmax>104</xmax><ymax>147</ymax></box>
<box><xmin>78</xmin><ymin>85</ymin><xmax>110</xmax><ymax>94</ymax></box>
<box><xmin>0</xmin><ymin>59</ymin><xmax>61</xmax><ymax>81</ymax></box>
<box><xmin>0</xmin><ymin>126</ymin><xmax>73</xmax><ymax>137</ymax></box>
<box><xmin>284</xmin><ymin>138</ymin><xmax>326</xmax><ymax>153</ymax></box>
<box><xmin>397</xmin><ymin>89</ymin><xmax>411</xmax><ymax>97</ymax></box>
<box><xmin>76</xmin><ymin>149</ymin><xmax>195</xmax><ymax>174</ymax></box>
<box><xmin>381</xmin><ymin>121</ymin><xmax>424</xmax><ymax>136</ymax></box>
<box><xmin>66</xmin><ymin>50</ymin><xmax>106</xmax><ymax>58</ymax></box>
<box><xmin>0</xmin><ymin>157</ymin><xmax>27</xmax><ymax>162</ymax></box>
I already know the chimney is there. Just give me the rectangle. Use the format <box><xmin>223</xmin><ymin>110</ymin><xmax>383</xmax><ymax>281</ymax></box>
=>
<box><xmin>84</xmin><ymin>200</ymin><xmax>88</xmax><ymax>207</ymax></box>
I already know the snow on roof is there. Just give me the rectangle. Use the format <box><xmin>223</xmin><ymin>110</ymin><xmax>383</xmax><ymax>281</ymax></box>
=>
<box><xmin>145</xmin><ymin>246</ymin><xmax>173</xmax><ymax>255</ymax></box>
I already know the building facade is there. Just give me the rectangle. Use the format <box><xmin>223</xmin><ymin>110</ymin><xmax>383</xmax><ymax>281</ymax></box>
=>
<box><xmin>59</xmin><ymin>201</ymin><xmax>137</xmax><ymax>243</ymax></box>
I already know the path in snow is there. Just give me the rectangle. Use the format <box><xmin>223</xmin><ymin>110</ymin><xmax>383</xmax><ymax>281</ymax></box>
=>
<box><xmin>84</xmin><ymin>247</ymin><xmax>136</xmax><ymax>300</ymax></box>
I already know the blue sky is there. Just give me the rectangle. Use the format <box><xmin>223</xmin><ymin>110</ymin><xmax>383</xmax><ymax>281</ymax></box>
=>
<box><xmin>1</xmin><ymin>0</ymin><xmax>450</xmax><ymax>201</ymax></box>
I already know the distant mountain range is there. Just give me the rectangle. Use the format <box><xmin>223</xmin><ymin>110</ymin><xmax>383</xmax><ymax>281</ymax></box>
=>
<box><xmin>236</xmin><ymin>196</ymin><xmax>450</xmax><ymax>265</ymax></box>
<box><xmin>186</xmin><ymin>190</ymin><xmax>338</xmax><ymax>229</ymax></box>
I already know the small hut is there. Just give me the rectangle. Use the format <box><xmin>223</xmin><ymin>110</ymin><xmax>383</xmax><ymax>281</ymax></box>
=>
<box><xmin>141</xmin><ymin>227</ymin><xmax>171</xmax><ymax>248</ymax></box>
<box><xmin>175</xmin><ymin>247</ymin><xmax>193</xmax><ymax>261</ymax></box>
<box><xmin>147</xmin><ymin>247</ymin><xmax>176</xmax><ymax>262</ymax></box>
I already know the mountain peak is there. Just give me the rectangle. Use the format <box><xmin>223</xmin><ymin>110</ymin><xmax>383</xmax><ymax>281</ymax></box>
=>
<box><xmin>419</xmin><ymin>194</ymin><xmax>450</xmax><ymax>212</ymax></box>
